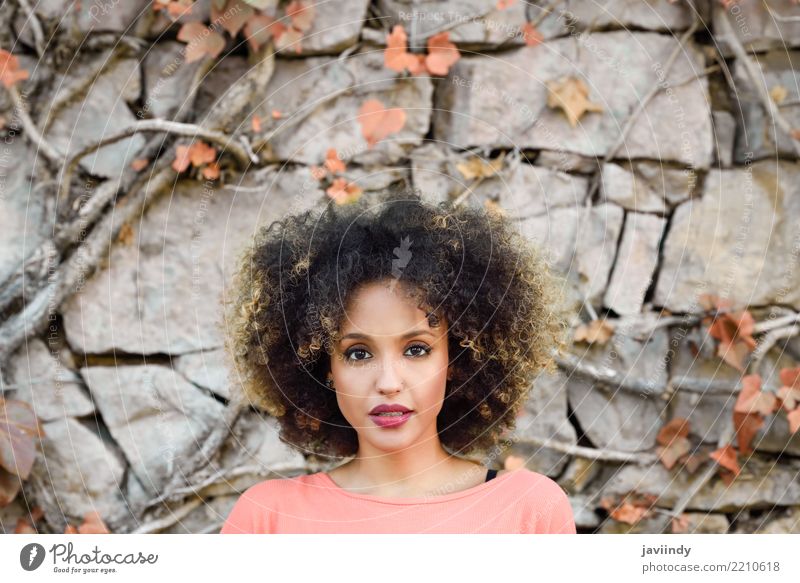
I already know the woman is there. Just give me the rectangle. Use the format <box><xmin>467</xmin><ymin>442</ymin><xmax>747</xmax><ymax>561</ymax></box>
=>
<box><xmin>220</xmin><ymin>192</ymin><xmax>576</xmax><ymax>533</ymax></box>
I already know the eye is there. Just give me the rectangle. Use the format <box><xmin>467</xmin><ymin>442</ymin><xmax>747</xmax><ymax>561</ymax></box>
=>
<box><xmin>405</xmin><ymin>343</ymin><xmax>431</xmax><ymax>357</ymax></box>
<box><xmin>344</xmin><ymin>347</ymin><xmax>371</xmax><ymax>362</ymax></box>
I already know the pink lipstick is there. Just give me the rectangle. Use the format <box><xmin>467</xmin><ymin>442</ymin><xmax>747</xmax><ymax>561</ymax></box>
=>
<box><xmin>368</xmin><ymin>403</ymin><xmax>414</xmax><ymax>428</ymax></box>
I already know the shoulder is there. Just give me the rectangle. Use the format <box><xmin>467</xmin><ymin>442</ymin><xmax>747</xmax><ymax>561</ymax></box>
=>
<box><xmin>220</xmin><ymin>474</ymin><xmax>317</xmax><ymax>534</ymax></box>
<box><xmin>502</xmin><ymin>468</ymin><xmax>576</xmax><ymax>533</ymax></box>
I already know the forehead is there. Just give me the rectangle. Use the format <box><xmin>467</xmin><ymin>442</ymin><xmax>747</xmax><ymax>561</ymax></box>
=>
<box><xmin>339</xmin><ymin>281</ymin><xmax>446</xmax><ymax>336</ymax></box>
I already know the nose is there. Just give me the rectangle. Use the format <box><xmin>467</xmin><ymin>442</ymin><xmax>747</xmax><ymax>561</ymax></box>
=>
<box><xmin>376</xmin><ymin>355</ymin><xmax>404</xmax><ymax>395</ymax></box>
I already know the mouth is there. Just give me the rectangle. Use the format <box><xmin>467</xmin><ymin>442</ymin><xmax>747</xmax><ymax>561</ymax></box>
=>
<box><xmin>368</xmin><ymin>409</ymin><xmax>414</xmax><ymax>428</ymax></box>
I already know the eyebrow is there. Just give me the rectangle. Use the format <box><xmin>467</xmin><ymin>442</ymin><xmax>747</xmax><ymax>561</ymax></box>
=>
<box><xmin>339</xmin><ymin>329</ymin><xmax>435</xmax><ymax>342</ymax></box>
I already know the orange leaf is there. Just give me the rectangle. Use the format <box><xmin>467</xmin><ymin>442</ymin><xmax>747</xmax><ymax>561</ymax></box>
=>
<box><xmin>384</xmin><ymin>25</ymin><xmax>426</xmax><ymax>74</ymax></box>
<box><xmin>271</xmin><ymin>109</ymin><xmax>283</xmax><ymax>119</ymax></box>
<box><xmin>202</xmin><ymin>162</ymin><xmax>220</xmax><ymax>180</ymax></box>
<box><xmin>521</xmin><ymin>22</ymin><xmax>543</xmax><ymax>46</ymax></box>
<box><xmin>275</xmin><ymin>25</ymin><xmax>303</xmax><ymax>53</ymax></box>
<box><xmin>497</xmin><ymin>0</ymin><xmax>516</xmax><ymax>8</ymax></box>
<box><xmin>357</xmin><ymin>99</ymin><xmax>406</xmax><ymax>148</ymax></box>
<box><xmin>671</xmin><ymin>514</ymin><xmax>690</xmax><ymax>534</ymax></box>
<box><xmin>573</xmin><ymin>319</ymin><xmax>614</xmax><ymax>345</ymax></box>
<box><xmin>788</xmin><ymin>408</ymin><xmax>800</xmax><ymax>433</ymax></box>
<box><xmin>172</xmin><ymin>145</ymin><xmax>191</xmax><ymax>173</ymax></box>
<box><xmin>326</xmin><ymin>178</ymin><xmax>363</xmax><ymax>205</ymax></box>
<box><xmin>243</xmin><ymin>14</ymin><xmax>279</xmax><ymax>52</ymax></box>
<box><xmin>658</xmin><ymin>437</ymin><xmax>691</xmax><ymax>470</ymax></box>
<box><xmin>324</xmin><ymin>148</ymin><xmax>346</xmax><ymax>174</ymax></box>
<box><xmin>656</xmin><ymin>417</ymin><xmax>690</xmax><ymax>445</ymax></box>
<box><xmin>733</xmin><ymin>411</ymin><xmax>763</xmax><ymax>456</ymax></box>
<box><xmin>286</xmin><ymin>0</ymin><xmax>315</xmax><ymax>32</ymax></box>
<box><xmin>130</xmin><ymin>158</ymin><xmax>149</xmax><ymax>172</ymax></box>
<box><xmin>64</xmin><ymin>524</ymin><xmax>79</xmax><ymax>534</ymax></box>
<box><xmin>709</xmin><ymin>444</ymin><xmax>740</xmax><ymax>476</ymax></box>
<box><xmin>177</xmin><ymin>22</ymin><xmax>226</xmax><ymax>63</ymax></box>
<box><xmin>211</xmin><ymin>0</ymin><xmax>254</xmax><ymax>38</ymax></box>
<box><xmin>15</xmin><ymin>517</ymin><xmax>37</xmax><ymax>534</ymax></box>
<box><xmin>777</xmin><ymin>385</ymin><xmax>800</xmax><ymax>412</ymax></box>
<box><xmin>425</xmin><ymin>32</ymin><xmax>460</xmax><ymax>76</ymax></box>
<box><xmin>734</xmin><ymin>374</ymin><xmax>776</xmax><ymax>416</ymax></box>
<box><xmin>188</xmin><ymin>141</ymin><xmax>217</xmax><ymax>167</ymax></box>
<box><xmin>0</xmin><ymin>49</ymin><xmax>29</xmax><ymax>88</ymax></box>
<box><xmin>251</xmin><ymin>115</ymin><xmax>262</xmax><ymax>133</ymax></box>
<box><xmin>779</xmin><ymin>366</ymin><xmax>800</xmax><ymax>389</ymax></box>
<box><xmin>610</xmin><ymin>502</ymin><xmax>649</xmax><ymax>525</ymax></box>
<box><xmin>78</xmin><ymin>510</ymin><xmax>110</xmax><ymax>534</ymax></box>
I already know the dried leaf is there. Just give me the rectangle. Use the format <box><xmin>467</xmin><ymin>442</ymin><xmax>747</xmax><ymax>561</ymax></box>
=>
<box><xmin>15</xmin><ymin>517</ymin><xmax>37</xmax><ymax>534</ymax></box>
<box><xmin>130</xmin><ymin>158</ymin><xmax>149</xmax><ymax>172</ymax></box>
<box><xmin>497</xmin><ymin>0</ymin><xmax>516</xmax><ymax>8</ymax></box>
<box><xmin>202</xmin><ymin>162</ymin><xmax>221</xmax><ymax>180</ymax></box>
<box><xmin>671</xmin><ymin>513</ymin><xmax>691</xmax><ymax>534</ymax></box>
<box><xmin>177</xmin><ymin>22</ymin><xmax>226</xmax><ymax>62</ymax></box>
<box><xmin>324</xmin><ymin>148</ymin><xmax>346</xmax><ymax>174</ymax></box>
<box><xmin>788</xmin><ymin>408</ymin><xmax>800</xmax><ymax>434</ymax></box>
<box><xmin>709</xmin><ymin>444</ymin><xmax>740</xmax><ymax>477</ymax></box>
<box><xmin>326</xmin><ymin>178</ymin><xmax>363</xmax><ymax>205</ymax></box>
<box><xmin>610</xmin><ymin>502</ymin><xmax>649</xmax><ymax>525</ymax></box>
<box><xmin>271</xmin><ymin>109</ymin><xmax>283</xmax><ymax>119</ymax></box>
<box><xmin>251</xmin><ymin>114</ymin><xmax>262</xmax><ymax>133</ymax></box>
<box><xmin>286</xmin><ymin>0</ymin><xmax>315</xmax><ymax>32</ymax></box>
<box><xmin>188</xmin><ymin>141</ymin><xmax>217</xmax><ymax>167</ymax></box>
<box><xmin>546</xmin><ymin>76</ymin><xmax>603</xmax><ymax>127</ymax></box>
<box><xmin>78</xmin><ymin>510</ymin><xmax>110</xmax><ymax>534</ymax></box>
<box><xmin>456</xmin><ymin>156</ymin><xmax>503</xmax><ymax>180</ymax></box>
<box><xmin>733</xmin><ymin>411</ymin><xmax>763</xmax><ymax>456</ymax></box>
<box><xmin>656</xmin><ymin>417</ymin><xmax>690</xmax><ymax>445</ymax></box>
<box><xmin>275</xmin><ymin>25</ymin><xmax>303</xmax><ymax>54</ymax></box>
<box><xmin>0</xmin><ymin>49</ymin><xmax>30</xmax><ymax>88</ymax></box>
<box><xmin>734</xmin><ymin>374</ymin><xmax>777</xmax><ymax>416</ymax></box>
<box><xmin>172</xmin><ymin>145</ymin><xmax>192</xmax><ymax>173</ymax></box>
<box><xmin>770</xmin><ymin>84</ymin><xmax>788</xmax><ymax>104</ymax></box>
<box><xmin>244</xmin><ymin>14</ymin><xmax>279</xmax><ymax>52</ymax></box>
<box><xmin>0</xmin><ymin>467</ymin><xmax>22</xmax><ymax>507</ymax></box>
<box><xmin>0</xmin><ymin>398</ymin><xmax>44</xmax><ymax>479</ymax></box>
<box><xmin>425</xmin><ymin>32</ymin><xmax>460</xmax><ymax>76</ymax></box>
<box><xmin>520</xmin><ymin>22</ymin><xmax>543</xmax><ymax>46</ymax></box>
<box><xmin>573</xmin><ymin>319</ymin><xmax>614</xmax><ymax>345</ymax></box>
<box><xmin>357</xmin><ymin>99</ymin><xmax>406</xmax><ymax>148</ymax></box>
<box><xmin>384</xmin><ymin>25</ymin><xmax>426</xmax><ymax>74</ymax></box>
<box><xmin>658</xmin><ymin>437</ymin><xmax>691</xmax><ymax>470</ymax></box>
<box><xmin>211</xmin><ymin>0</ymin><xmax>254</xmax><ymax>37</ymax></box>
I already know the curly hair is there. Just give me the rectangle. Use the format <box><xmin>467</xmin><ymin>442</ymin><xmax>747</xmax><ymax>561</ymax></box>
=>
<box><xmin>223</xmin><ymin>191</ymin><xmax>571</xmax><ymax>460</ymax></box>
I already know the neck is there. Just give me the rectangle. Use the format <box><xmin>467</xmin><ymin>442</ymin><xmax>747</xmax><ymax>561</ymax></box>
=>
<box><xmin>345</xmin><ymin>436</ymin><xmax>471</xmax><ymax>497</ymax></box>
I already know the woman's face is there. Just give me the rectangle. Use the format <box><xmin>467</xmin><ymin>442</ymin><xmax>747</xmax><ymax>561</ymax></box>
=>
<box><xmin>329</xmin><ymin>280</ymin><xmax>451</xmax><ymax>455</ymax></box>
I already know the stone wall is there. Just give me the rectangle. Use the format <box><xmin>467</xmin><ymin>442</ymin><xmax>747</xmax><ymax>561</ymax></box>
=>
<box><xmin>1</xmin><ymin>0</ymin><xmax>799</xmax><ymax>534</ymax></box>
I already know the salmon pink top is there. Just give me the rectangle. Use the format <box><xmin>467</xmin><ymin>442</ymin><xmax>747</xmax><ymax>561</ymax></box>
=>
<box><xmin>220</xmin><ymin>468</ymin><xmax>576</xmax><ymax>534</ymax></box>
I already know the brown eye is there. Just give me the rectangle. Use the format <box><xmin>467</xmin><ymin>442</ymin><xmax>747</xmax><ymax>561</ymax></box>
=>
<box><xmin>344</xmin><ymin>347</ymin><xmax>371</xmax><ymax>362</ymax></box>
<box><xmin>405</xmin><ymin>344</ymin><xmax>431</xmax><ymax>357</ymax></box>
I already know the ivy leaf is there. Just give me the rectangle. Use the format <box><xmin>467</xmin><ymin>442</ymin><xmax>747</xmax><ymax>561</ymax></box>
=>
<box><xmin>0</xmin><ymin>49</ymin><xmax>29</xmax><ymax>88</ymax></box>
<box><xmin>546</xmin><ymin>76</ymin><xmax>604</xmax><ymax>128</ymax></box>
<box><xmin>425</xmin><ymin>32</ymin><xmax>460</xmax><ymax>76</ymax></box>
<box><xmin>177</xmin><ymin>22</ymin><xmax>226</xmax><ymax>62</ymax></box>
<box><xmin>326</xmin><ymin>178</ymin><xmax>363</xmax><ymax>205</ymax></box>
<box><xmin>0</xmin><ymin>398</ymin><xmax>44</xmax><ymax>480</ymax></box>
<box><xmin>357</xmin><ymin>99</ymin><xmax>406</xmax><ymax>148</ymax></box>
<box><xmin>384</xmin><ymin>25</ymin><xmax>426</xmax><ymax>75</ymax></box>
<box><xmin>709</xmin><ymin>444</ymin><xmax>740</xmax><ymax>477</ymax></box>
<box><xmin>656</xmin><ymin>417</ymin><xmax>691</xmax><ymax>470</ymax></box>
<box><xmin>573</xmin><ymin>318</ymin><xmax>615</xmax><ymax>345</ymax></box>
<box><xmin>286</xmin><ymin>0</ymin><xmax>315</xmax><ymax>32</ymax></box>
<box><xmin>324</xmin><ymin>148</ymin><xmax>346</xmax><ymax>175</ymax></box>
<box><xmin>520</xmin><ymin>22</ymin><xmax>543</xmax><ymax>46</ymax></box>
<box><xmin>211</xmin><ymin>0</ymin><xmax>254</xmax><ymax>38</ymax></box>
<box><xmin>243</xmin><ymin>14</ymin><xmax>279</xmax><ymax>52</ymax></box>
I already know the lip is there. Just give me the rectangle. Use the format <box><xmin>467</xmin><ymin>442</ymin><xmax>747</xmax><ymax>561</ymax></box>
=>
<box><xmin>369</xmin><ymin>404</ymin><xmax>413</xmax><ymax>415</ymax></box>
<box><xmin>369</xmin><ymin>410</ymin><xmax>414</xmax><ymax>428</ymax></box>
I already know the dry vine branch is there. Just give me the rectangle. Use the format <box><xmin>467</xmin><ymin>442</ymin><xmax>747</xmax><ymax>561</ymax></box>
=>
<box><xmin>6</xmin><ymin>85</ymin><xmax>64</xmax><ymax>166</ymax></box>
<box><xmin>715</xmin><ymin>4</ymin><xmax>800</xmax><ymax>158</ymax></box>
